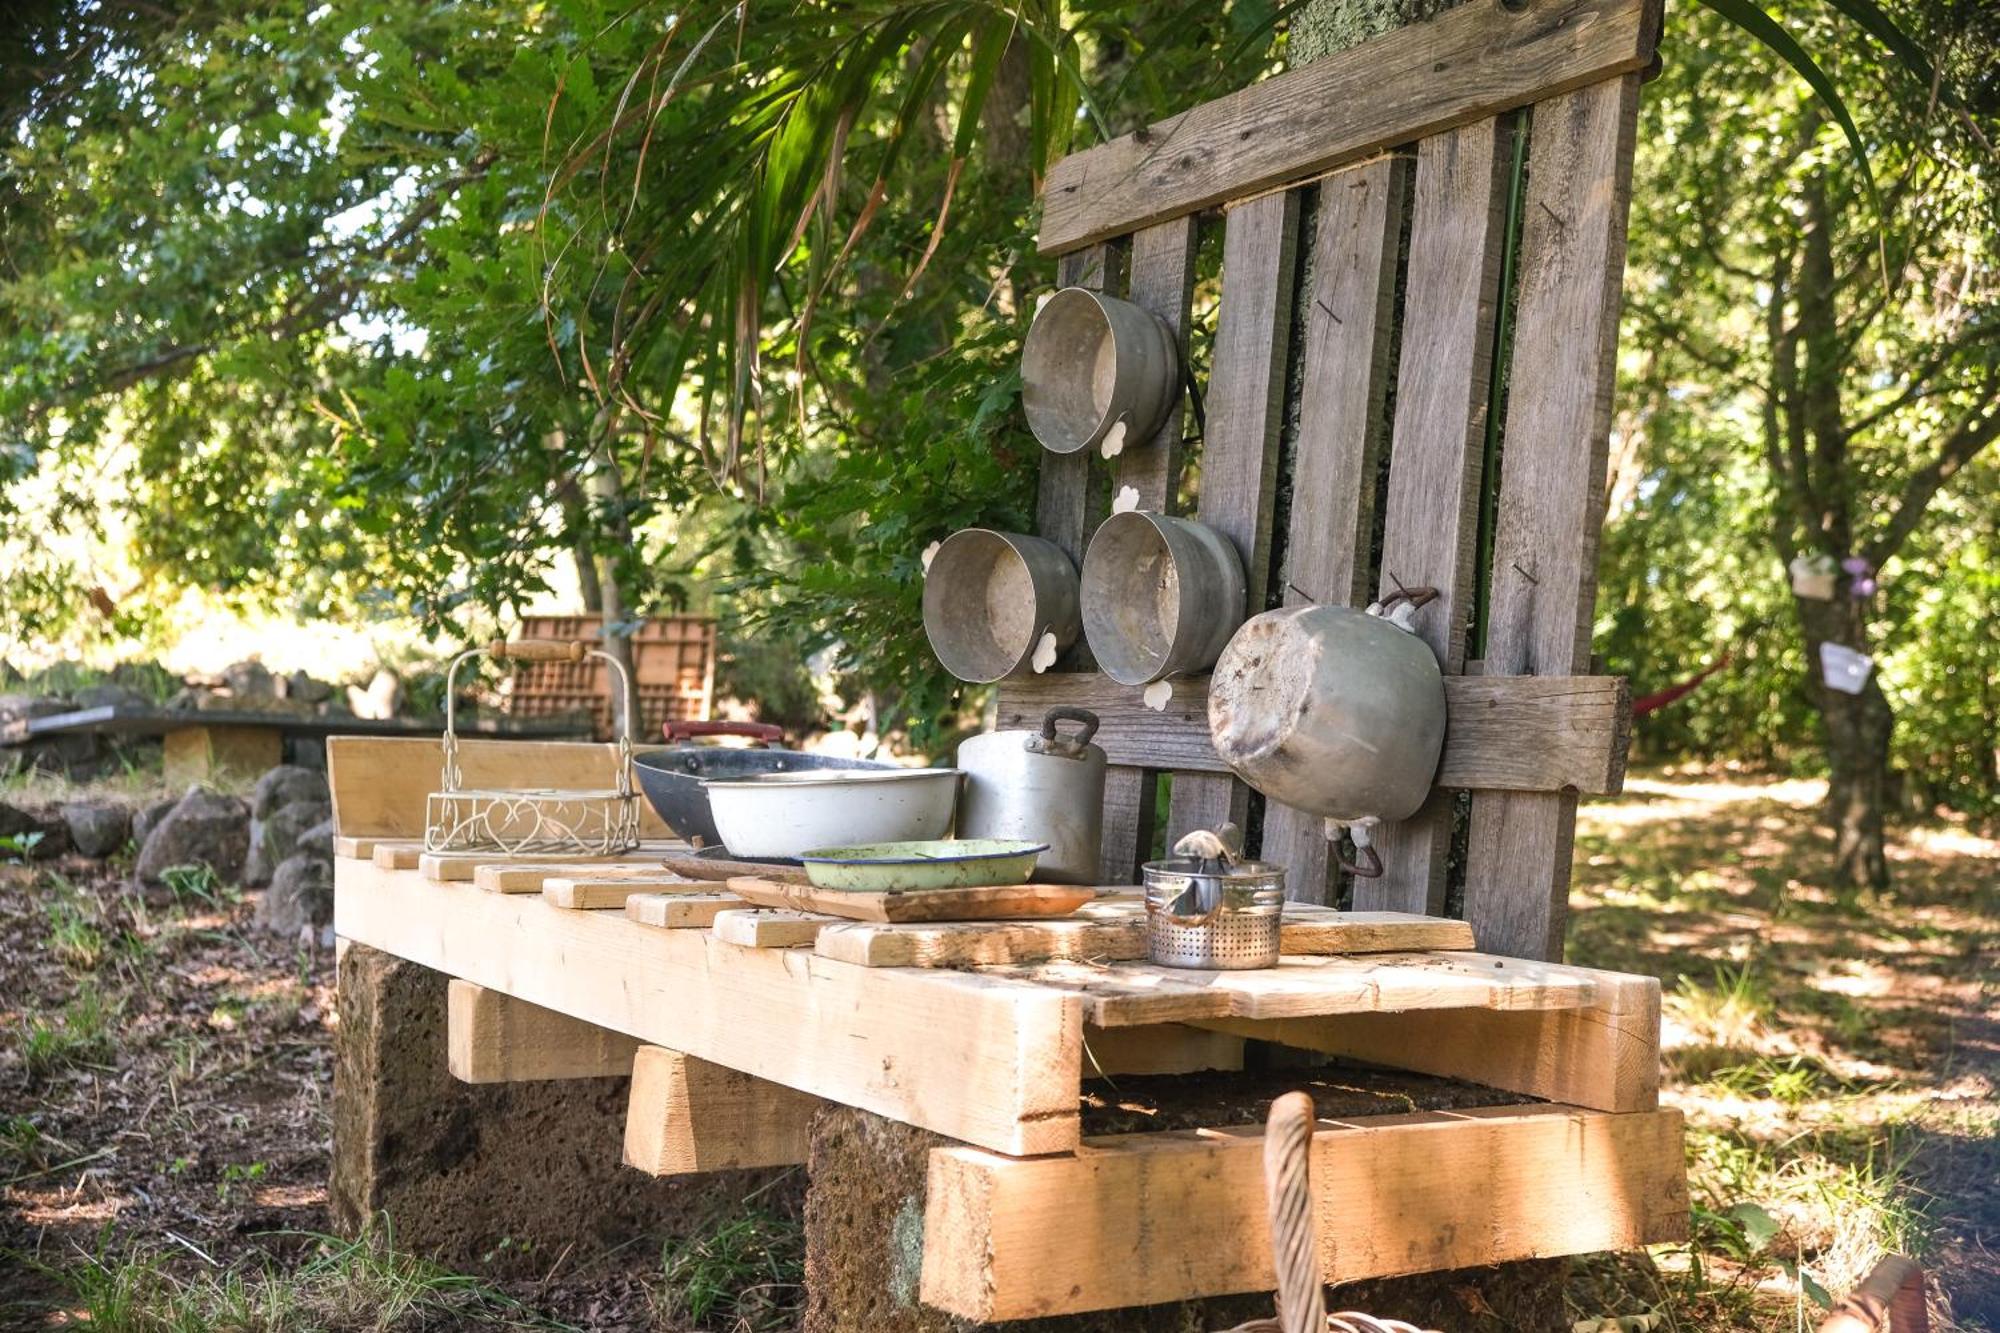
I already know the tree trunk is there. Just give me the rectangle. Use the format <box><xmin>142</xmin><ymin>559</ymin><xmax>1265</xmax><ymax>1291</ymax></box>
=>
<box><xmin>1291</xmin><ymin>0</ymin><xmax>1463</xmax><ymax>63</ymax></box>
<box><xmin>1794</xmin><ymin>592</ymin><xmax>1893</xmax><ymax>893</ymax></box>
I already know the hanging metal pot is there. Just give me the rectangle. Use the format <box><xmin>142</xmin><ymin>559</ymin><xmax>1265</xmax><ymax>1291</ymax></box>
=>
<box><xmin>1207</xmin><ymin>589</ymin><xmax>1447</xmax><ymax>874</ymax></box>
<box><xmin>955</xmin><ymin>706</ymin><xmax>1107</xmax><ymax>884</ymax></box>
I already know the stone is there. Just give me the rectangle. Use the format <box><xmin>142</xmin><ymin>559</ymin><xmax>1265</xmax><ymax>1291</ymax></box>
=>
<box><xmin>134</xmin><ymin>786</ymin><xmax>250</xmax><ymax>884</ymax></box>
<box><xmin>61</xmin><ymin>799</ymin><xmax>130</xmax><ymax>858</ymax></box>
<box><xmin>222</xmin><ymin>660</ymin><xmax>277</xmax><ymax>699</ymax></box>
<box><xmin>294</xmin><ymin>816</ymin><xmax>336</xmax><ymax>861</ymax></box>
<box><xmin>0</xmin><ymin>801</ymin><xmax>66</xmax><ymax>858</ymax></box>
<box><xmin>331</xmin><ymin>944</ymin><xmax>777</xmax><ymax>1274</ymax></box>
<box><xmin>130</xmin><ymin>795</ymin><xmax>180</xmax><ymax>848</ymax></box>
<box><xmin>255</xmin><ymin>853</ymin><xmax>333</xmax><ymax>936</ymax></box>
<box><xmin>73</xmin><ymin>682</ymin><xmax>149</xmax><ymax>710</ymax></box>
<box><xmin>0</xmin><ymin>694</ymin><xmax>73</xmax><ymax>724</ymax></box>
<box><xmin>251</xmin><ymin>765</ymin><xmax>330</xmax><ymax>820</ymax></box>
<box><xmin>283</xmin><ymin>670</ymin><xmax>334</xmax><ymax>705</ymax></box>
<box><xmin>245</xmin><ymin>798</ymin><xmax>333</xmax><ymax>886</ymax></box>
<box><xmin>346</xmin><ymin>669</ymin><xmax>404</xmax><ymax>721</ymax></box>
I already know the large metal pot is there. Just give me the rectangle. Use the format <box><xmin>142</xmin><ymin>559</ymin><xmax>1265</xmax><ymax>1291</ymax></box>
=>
<box><xmin>631</xmin><ymin>720</ymin><xmax>895</xmax><ymax>847</ymax></box>
<box><xmin>1081</xmin><ymin>510</ymin><xmax>1246</xmax><ymax>685</ymax></box>
<box><xmin>1207</xmin><ymin>592</ymin><xmax>1446</xmax><ymax>848</ymax></box>
<box><xmin>956</xmin><ymin>706</ymin><xmax>1106</xmax><ymax>884</ymax></box>
<box><xmin>923</xmin><ymin>528</ymin><xmax>1080</xmax><ymax>683</ymax></box>
<box><xmin>1022</xmin><ymin>288</ymin><xmax>1180</xmax><ymax>456</ymax></box>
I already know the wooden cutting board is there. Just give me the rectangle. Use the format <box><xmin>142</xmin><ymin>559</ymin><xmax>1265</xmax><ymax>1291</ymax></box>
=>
<box><xmin>659</xmin><ymin>854</ymin><xmax>811</xmax><ymax>886</ymax></box>
<box><xmin>724</xmin><ymin>875</ymin><xmax>1097</xmax><ymax>924</ymax></box>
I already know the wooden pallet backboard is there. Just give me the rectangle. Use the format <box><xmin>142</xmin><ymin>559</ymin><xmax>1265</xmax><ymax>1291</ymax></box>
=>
<box><xmin>1018</xmin><ymin>0</ymin><xmax>1660</xmax><ymax>960</ymax></box>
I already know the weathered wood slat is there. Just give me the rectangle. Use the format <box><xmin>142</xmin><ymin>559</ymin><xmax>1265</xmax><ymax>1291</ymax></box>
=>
<box><xmin>1095</xmin><ymin>215</ymin><xmax>1201</xmax><ymax>883</ymax></box>
<box><xmin>997</xmin><ymin>672</ymin><xmax>1629</xmax><ymax>794</ymax></box>
<box><xmin>1263</xmin><ymin>155</ymin><xmax>1409</xmax><ymax>902</ymax></box>
<box><xmin>1166</xmin><ymin>190</ymin><xmax>1299</xmax><ymax>847</ymax></box>
<box><xmin>623</xmin><ymin>891</ymin><xmax>739</xmax><ymax>930</ymax></box>
<box><xmin>1037</xmin><ymin>0</ymin><xmax>1659</xmax><ymax>252</ymax></box>
<box><xmin>921</xmin><ymin>1104</ymin><xmax>1689</xmax><ymax>1320</ymax></box>
<box><xmin>1362</xmin><ymin>117</ymin><xmax>1513</xmax><ymax>917</ymax></box>
<box><xmin>1465</xmin><ymin>75</ymin><xmax>1643</xmax><ymax>962</ymax></box>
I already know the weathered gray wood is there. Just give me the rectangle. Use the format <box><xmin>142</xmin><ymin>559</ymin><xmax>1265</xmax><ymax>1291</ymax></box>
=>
<box><xmin>1464</xmin><ymin>76</ymin><xmax>1643</xmax><ymax>962</ymax></box>
<box><xmin>998</xmin><ymin>673</ymin><xmax>1628</xmax><ymax>794</ymax></box>
<box><xmin>1099</xmin><ymin>216</ymin><xmax>1201</xmax><ymax>883</ymax></box>
<box><xmin>1165</xmin><ymin>190</ymin><xmax>1299</xmax><ymax>848</ymax></box>
<box><xmin>1038</xmin><ymin>0</ymin><xmax>1660</xmax><ymax>252</ymax></box>
<box><xmin>1359</xmin><ymin>118</ymin><xmax>1513</xmax><ymax>918</ymax></box>
<box><xmin>1263</xmin><ymin>156</ymin><xmax>1409</xmax><ymax>903</ymax></box>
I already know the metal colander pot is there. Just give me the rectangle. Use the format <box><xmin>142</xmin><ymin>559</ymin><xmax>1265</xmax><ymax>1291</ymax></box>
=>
<box><xmin>1142</xmin><ymin>856</ymin><xmax>1286</xmax><ymax>970</ymax></box>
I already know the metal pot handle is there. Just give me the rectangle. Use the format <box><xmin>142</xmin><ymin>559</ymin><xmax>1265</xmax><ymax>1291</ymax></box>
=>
<box><xmin>664</xmin><ymin>719</ymin><xmax>785</xmax><ymax>745</ymax></box>
<box><xmin>1336</xmin><ymin>841</ymin><xmax>1384</xmax><ymax>878</ymax></box>
<box><xmin>1029</xmin><ymin>706</ymin><xmax>1099</xmax><ymax>758</ymax></box>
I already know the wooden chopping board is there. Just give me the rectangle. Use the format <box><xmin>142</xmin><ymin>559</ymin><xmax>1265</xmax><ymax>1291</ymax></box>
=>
<box><xmin>724</xmin><ymin>875</ymin><xmax>1098</xmax><ymax>924</ymax></box>
<box><xmin>659</xmin><ymin>854</ymin><xmax>810</xmax><ymax>886</ymax></box>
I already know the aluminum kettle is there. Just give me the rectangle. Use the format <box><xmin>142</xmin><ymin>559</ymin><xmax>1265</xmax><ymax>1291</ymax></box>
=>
<box><xmin>1207</xmin><ymin>590</ymin><xmax>1446</xmax><ymax>862</ymax></box>
<box><xmin>956</xmin><ymin>706</ymin><xmax>1106</xmax><ymax>884</ymax></box>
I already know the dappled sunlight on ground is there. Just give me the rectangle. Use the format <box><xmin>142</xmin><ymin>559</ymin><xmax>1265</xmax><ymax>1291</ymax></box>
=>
<box><xmin>1571</xmin><ymin>769</ymin><xmax>1999</xmax><ymax>1330</ymax></box>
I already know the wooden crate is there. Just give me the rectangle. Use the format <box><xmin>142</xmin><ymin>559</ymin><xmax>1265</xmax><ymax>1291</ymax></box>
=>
<box><xmin>1011</xmin><ymin>0</ymin><xmax>1662</xmax><ymax>968</ymax></box>
<box><xmin>508</xmin><ymin>614</ymin><xmax>716</xmax><ymax>741</ymax></box>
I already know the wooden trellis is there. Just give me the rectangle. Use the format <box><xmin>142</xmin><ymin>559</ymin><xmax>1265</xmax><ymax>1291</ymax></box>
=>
<box><xmin>997</xmin><ymin>0</ymin><xmax>1661</xmax><ymax>962</ymax></box>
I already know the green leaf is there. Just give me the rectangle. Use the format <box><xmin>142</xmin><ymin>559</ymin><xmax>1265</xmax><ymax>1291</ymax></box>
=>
<box><xmin>1696</xmin><ymin>0</ymin><xmax>1888</xmax><ymax>275</ymax></box>
<box><xmin>1725</xmin><ymin>1201</ymin><xmax>1781</xmax><ymax>1252</ymax></box>
<box><xmin>1811</xmin><ymin>0</ymin><xmax>1955</xmax><ymax>106</ymax></box>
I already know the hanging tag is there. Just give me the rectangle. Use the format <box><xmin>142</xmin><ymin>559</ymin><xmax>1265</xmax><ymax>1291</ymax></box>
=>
<box><xmin>1819</xmin><ymin>642</ymin><xmax>1873</xmax><ymax>695</ymax></box>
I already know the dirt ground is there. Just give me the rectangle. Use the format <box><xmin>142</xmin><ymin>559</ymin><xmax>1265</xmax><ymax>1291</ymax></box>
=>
<box><xmin>0</xmin><ymin>769</ymin><xmax>1993</xmax><ymax>1331</ymax></box>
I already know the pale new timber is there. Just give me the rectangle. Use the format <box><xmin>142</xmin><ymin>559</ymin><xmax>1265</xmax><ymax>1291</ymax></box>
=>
<box><xmin>921</xmin><ymin>1104</ymin><xmax>1688</xmax><ymax>1319</ymax></box>
<box><xmin>446</xmin><ymin>980</ymin><xmax>640</xmax><ymax>1083</ymax></box>
<box><xmin>622</xmin><ymin>1045</ymin><xmax>821</xmax><ymax>1176</ymax></box>
<box><xmin>335</xmin><ymin>858</ymin><xmax>1082</xmax><ymax>1155</ymax></box>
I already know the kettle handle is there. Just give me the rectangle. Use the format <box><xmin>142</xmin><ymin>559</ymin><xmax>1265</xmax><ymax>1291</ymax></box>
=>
<box><xmin>1040</xmin><ymin>706</ymin><xmax>1100</xmax><ymax>747</ymax></box>
<box><xmin>1335</xmin><ymin>840</ymin><xmax>1384</xmax><ymax>879</ymax></box>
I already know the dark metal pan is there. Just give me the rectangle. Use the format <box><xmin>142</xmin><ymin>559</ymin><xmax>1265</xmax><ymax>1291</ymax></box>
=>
<box><xmin>631</xmin><ymin>720</ymin><xmax>895</xmax><ymax>847</ymax></box>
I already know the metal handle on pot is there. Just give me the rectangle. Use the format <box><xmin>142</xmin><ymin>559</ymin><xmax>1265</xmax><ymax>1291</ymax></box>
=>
<box><xmin>664</xmin><ymin>719</ymin><xmax>785</xmax><ymax>745</ymax></box>
<box><xmin>1027</xmin><ymin>705</ymin><xmax>1099</xmax><ymax>759</ymax></box>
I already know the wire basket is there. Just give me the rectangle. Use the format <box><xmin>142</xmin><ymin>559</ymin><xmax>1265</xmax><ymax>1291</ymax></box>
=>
<box><xmin>424</xmin><ymin>640</ymin><xmax>642</xmax><ymax>856</ymax></box>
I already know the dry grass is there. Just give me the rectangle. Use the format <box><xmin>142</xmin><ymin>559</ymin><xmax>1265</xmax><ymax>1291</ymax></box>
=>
<box><xmin>1567</xmin><ymin>768</ymin><xmax>1999</xmax><ymax>1332</ymax></box>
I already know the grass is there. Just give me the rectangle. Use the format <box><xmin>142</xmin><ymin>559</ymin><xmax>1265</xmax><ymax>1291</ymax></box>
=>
<box><xmin>1568</xmin><ymin>768</ymin><xmax>1998</xmax><ymax>1330</ymax></box>
<box><xmin>18</xmin><ymin>983</ymin><xmax>120</xmax><ymax>1079</ymax></box>
<box><xmin>37</xmin><ymin>1228</ymin><xmax>561</xmax><ymax>1332</ymax></box>
<box><xmin>656</xmin><ymin>1206</ymin><xmax>804</xmax><ymax>1332</ymax></box>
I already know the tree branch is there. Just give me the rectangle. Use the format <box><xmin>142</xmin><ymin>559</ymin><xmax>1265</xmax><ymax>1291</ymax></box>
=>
<box><xmin>1864</xmin><ymin>386</ymin><xmax>2000</xmax><ymax>567</ymax></box>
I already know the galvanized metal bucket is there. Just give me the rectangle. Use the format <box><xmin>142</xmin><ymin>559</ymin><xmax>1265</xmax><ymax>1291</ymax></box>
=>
<box><xmin>1142</xmin><ymin>856</ymin><xmax>1285</xmax><ymax>970</ymax></box>
<box><xmin>923</xmin><ymin>528</ymin><xmax>1081</xmax><ymax>683</ymax></box>
<box><xmin>1022</xmin><ymin>287</ymin><xmax>1180</xmax><ymax>456</ymax></box>
<box><xmin>1081</xmin><ymin>510</ymin><xmax>1246</xmax><ymax>685</ymax></box>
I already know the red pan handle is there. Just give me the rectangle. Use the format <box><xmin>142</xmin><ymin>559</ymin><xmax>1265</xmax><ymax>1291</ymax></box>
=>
<box><xmin>663</xmin><ymin>719</ymin><xmax>785</xmax><ymax>744</ymax></box>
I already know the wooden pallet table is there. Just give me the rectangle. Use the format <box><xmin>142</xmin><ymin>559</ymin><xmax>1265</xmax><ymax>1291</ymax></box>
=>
<box><xmin>330</xmin><ymin>0</ymin><xmax>1682</xmax><ymax>1319</ymax></box>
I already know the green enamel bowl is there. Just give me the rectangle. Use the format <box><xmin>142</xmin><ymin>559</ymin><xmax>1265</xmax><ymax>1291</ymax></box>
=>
<box><xmin>796</xmin><ymin>839</ymin><xmax>1047</xmax><ymax>892</ymax></box>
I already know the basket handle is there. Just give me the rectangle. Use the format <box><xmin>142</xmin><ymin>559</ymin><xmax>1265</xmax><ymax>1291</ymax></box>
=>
<box><xmin>1264</xmin><ymin>1091</ymin><xmax>1326</xmax><ymax>1333</ymax></box>
<box><xmin>488</xmin><ymin>638</ymin><xmax>589</xmax><ymax>663</ymax></box>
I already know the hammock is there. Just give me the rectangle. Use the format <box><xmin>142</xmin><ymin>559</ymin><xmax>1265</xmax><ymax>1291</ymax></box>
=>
<box><xmin>1632</xmin><ymin>651</ymin><xmax>1734</xmax><ymax>718</ymax></box>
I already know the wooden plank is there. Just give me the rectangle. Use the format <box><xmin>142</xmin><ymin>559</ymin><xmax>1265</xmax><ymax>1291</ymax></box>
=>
<box><xmin>372</xmin><ymin>843</ymin><xmax>423</xmax><ymax>871</ymax></box>
<box><xmin>1166</xmin><ymin>189</ymin><xmax>1298</xmax><ymax>848</ymax></box>
<box><xmin>1098</xmin><ymin>215</ymin><xmax>1199</xmax><ymax>883</ymax></box>
<box><xmin>446</xmin><ymin>980</ymin><xmax>640</xmax><ymax>1083</ymax></box>
<box><xmin>420</xmin><ymin>845</ymin><xmax>678</xmax><ymax>884</ymax></box>
<box><xmin>624</xmin><ymin>891</ymin><xmax>739</xmax><ymax>930</ymax></box>
<box><xmin>544</xmin><ymin>876</ymin><xmax>699</xmax><ymax>910</ymax></box>
<box><xmin>711</xmin><ymin>908</ymin><xmax>833</xmax><ymax>949</ymax></box>
<box><xmin>336</xmin><ymin>858</ymin><xmax>1084</xmax><ymax>1155</ymax></box>
<box><xmin>479</xmin><ymin>862</ymin><xmax>690</xmax><ymax>894</ymax></box>
<box><xmin>1263</xmin><ymin>154</ymin><xmax>1408</xmax><ymax>902</ymax></box>
<box><xmin>658</xmin><ymin>853</ymin><xmax>809</xmax><ymax>886</ymax></box>
<box><xmin>164</xmin><ymin>724</ymin><xmax>283</xmax><ymax>785</ymax></box>
<box><xmin>725</xmin><ymin>875</ymin><xmax>1096</xmax><ymax>924</ymax></box>
<box><xmin>920</xmin><ymin>1103</ymin><xmax>1688</xmax><ymax>1319</ymax></box>
<box><xmin>326</xmin><ymin>735</ymin><xmax>672</xmax><ymax>839</ymax></box>
<box><xmin>1362</xmin><ymin>117</ymin><xmax>1511</xmax><ymax>917</ymax></box>
<box><xmin>997</xmin><ymin>672</ymin><xmax>1629</xmax><ymax>792</ymax></box>
<box><xmin>1037</xmin><ymin>0</ymin><xmax>1659</xmax><ymax>251</ymax></box>
<box><xmin>1465</xmin><ymin>75</ymin><xmax>1644</xmax><ymax>963</ymax></box>
<box><xmin>991</xmin><ymin>949</ymin><xmax>1596</xmax><ymax>1027</ymax></box>
<box><xmin>1081</xmin><ymin>1024</ymin><xmax>1244</xmax><ymax>1077</ymax></box>
<box><xmin>623</xmin><ymin>1045</ymin><xmax>821</xmax><ymax>1177</ymax></box>
<box><xmin>813</xmin><ymin>903</ymin><xmax>1473</xmax><ymax>968</ymax></box>
<box><xmin>333</xmin><ymin>835</ymin><xmax>405</xmax><ymax>861</ymax></box>
<box><xmin>1202</xmin><ymin>963</ymin><xmax>1659</xmax><ymax>1114</ymax></box>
